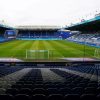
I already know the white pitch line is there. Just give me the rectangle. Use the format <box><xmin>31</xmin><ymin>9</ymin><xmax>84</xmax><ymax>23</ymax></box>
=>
<box><xmin>0</xmin><ymin>68</ymin><xmax>33</xmax><ymax>93</ymax></box>
<box><xmin>41</xmin><ymin>68</ymin><xmax>65</xmax><ymax>82</ymax></box>
<box><xmin>59</xmin><ymin>68</ymin><xmax>99</xmax><ymax>82</ymax></box>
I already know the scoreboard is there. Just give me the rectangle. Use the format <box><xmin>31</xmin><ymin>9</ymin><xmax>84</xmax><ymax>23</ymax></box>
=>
<box><xmin>5</xmin><ymin>30</ymin><xmax>17</xmax><ymax>38</ymax></box>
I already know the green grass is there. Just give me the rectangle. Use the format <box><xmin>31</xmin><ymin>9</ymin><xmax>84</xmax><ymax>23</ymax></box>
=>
<box><xmin>0</xmin><ymin>40</ymin><xmax>97</xmax><ymax>61</ymax></box>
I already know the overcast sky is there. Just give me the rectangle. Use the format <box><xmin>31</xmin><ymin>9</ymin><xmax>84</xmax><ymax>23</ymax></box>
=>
<box><xmin>0</xmin><ymin>0</ymin><xmax>100</xmax><ymax>26</ymax></box>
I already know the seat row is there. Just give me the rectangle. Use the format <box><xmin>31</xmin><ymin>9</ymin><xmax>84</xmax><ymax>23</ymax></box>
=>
<box><xmin>5</xmin><ymin>87</ymin><xmax>100</xmax><ymax>96</ymax></box>
<box><xmin>1</xmin><ymin>68</ymin><xmax>99</xmax><ymax>98</ymax></box>
<box><xmin>0</xmin><ymin>94</ymin><xmax>100</xmax><ymax>100</ymax></box>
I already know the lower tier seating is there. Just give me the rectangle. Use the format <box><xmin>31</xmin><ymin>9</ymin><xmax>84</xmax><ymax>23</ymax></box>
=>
<box><xmin>0</xmin><ymin>64</ymin><xmax>100</xmax><ymax>99</ymax></box>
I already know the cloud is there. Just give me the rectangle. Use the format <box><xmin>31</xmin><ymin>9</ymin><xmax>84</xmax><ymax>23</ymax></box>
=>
<box><xmin>0</xmin><ymin>0</ymin><xmax>99</xmax><ymax>26</ymax></box>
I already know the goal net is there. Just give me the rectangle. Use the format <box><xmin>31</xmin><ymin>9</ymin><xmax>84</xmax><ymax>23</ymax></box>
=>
<box><xmin>26</xmin><ymin>50</ymin><xmax>50</xmax><ymax>59</ymax></box>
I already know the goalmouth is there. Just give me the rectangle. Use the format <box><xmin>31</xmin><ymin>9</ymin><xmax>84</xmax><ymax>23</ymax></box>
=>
<box><xmin>26</xmin><ymin>50</ymin><xmax>50</xmax><ymax>60</ymax></box>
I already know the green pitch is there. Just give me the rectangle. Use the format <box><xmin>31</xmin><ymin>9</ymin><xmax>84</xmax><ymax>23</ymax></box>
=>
<box><xmin>0</xmin><ymin>40</ymin><xmax>97</xmax><ymax>61</ymax></box>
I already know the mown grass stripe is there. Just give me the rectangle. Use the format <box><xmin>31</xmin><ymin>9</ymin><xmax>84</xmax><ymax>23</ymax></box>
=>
<box><xmin>0</xmin><ymin>40</ymin><xmax>97</xmax><ymax>60</ymax></box>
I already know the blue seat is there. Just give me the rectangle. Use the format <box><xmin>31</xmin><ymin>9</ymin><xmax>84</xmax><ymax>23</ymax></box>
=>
<box><xmin>18</xmin><ymin>88</ymin><xmax>32</xmax><ymax>95</ymax></box>
<box><xmin>72</xmin><ymin>87</ymin><xmax>84</xmax><ymax>95</ymax></box>
<box><xmin>97</xmin><ymin>94</ymin><xmax>100</xmax><ymax>100</ymax></box>
<box><xmin>64</xmin><ymin>94</ymin><xmax>80</xmax><ymax>100</ymax></box>
<box><xmin>6</xmin><ymin>88</ymin><xmax>18</xmax><ymax>95</ymax></box>
<box><xmin>0</xmin><ymin>94</ymin><xmax>13</xmax><ymax>100</ymax></box>
<box><xmin>80</xmin><ymin>94</ymin><xmax>96</xmax><ymax>100</ymax></box>
<box><xmin>31</xmin><ymin>94</ymin><xmax>46</xmax><ymax>100</ymax></box>
<box><xmin>59</xmin><ymin>88</ymin><xmax>72</xmax><ymax>95</ymax></box>
<box><xmin>14</xmin><ymin>94</ymin><xmax>30</xmax><ymax>100</ymax></box>
<box><xmin>47</xmin><ymin>88</ymin><xmax>60</xmax><ymax>95</ymax></box>
<box><xmin>32</xmin><ymin>88</ymin><xmax>47</xmax><ymax>95</ymax></box>
<box><xmin>48</xmin><ymin>94</ymin><xmax>63</xmax><ymax>100</ymax></box>
<box><xmin>84</xmin><ymin>87</ymin><xmax>97</xmax><ymax>94</ymax></box>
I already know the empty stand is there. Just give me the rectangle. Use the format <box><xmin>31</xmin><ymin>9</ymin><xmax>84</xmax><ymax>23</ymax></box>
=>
<box><xmin>0</xmin><ymin>63</ymin><xmax>99</xmax><ymax>99</ymax></box>
<box><xmin>67</xmin><ymin>32</ymin><xmax>100</xmax><ymax>48</ymax></box>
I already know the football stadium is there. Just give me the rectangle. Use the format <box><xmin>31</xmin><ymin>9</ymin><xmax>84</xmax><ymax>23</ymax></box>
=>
<box><xmin>0</xmin><ymin>0</ymin><xmax>100</xmax><ymax>99</ymax></box>
<box><xmin>0</xmin><ymin>24</ymin><xmax>99</xmax><ymax>62</ymax></box>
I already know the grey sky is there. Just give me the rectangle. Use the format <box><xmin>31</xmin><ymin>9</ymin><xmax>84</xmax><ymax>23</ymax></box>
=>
<box><xmin>0</xmin><ymin>0</ymin><xmax>99</xmax><ymax>26</ymax></box>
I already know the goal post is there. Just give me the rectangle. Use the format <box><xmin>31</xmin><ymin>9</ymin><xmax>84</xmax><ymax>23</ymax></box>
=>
<box><xmin>26</xmin><ymin>50</ymin><xmax>50</xmax><ymax>59</ymax></box>
<box><xmin>94</xmin><ymin>42</ymin><xmax>100</xmax><ymax>59</ymax></box>
<box><xmin>94</xmin><ymin>48</ymin><xmax>100</xmax><ymax>58</ymax></box>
